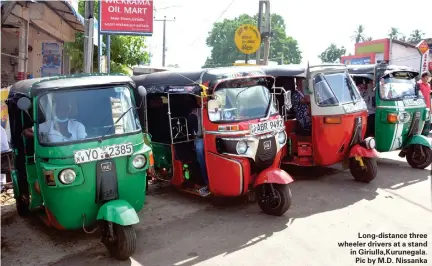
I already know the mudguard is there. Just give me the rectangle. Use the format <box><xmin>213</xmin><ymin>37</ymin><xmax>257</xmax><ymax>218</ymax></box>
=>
<box><xmin>405</xmin><ymin>135</ymin><xmax>431</xmax><ymax>148</ymax></box>
<box><xmin>349</xmin><ymin>144</ymin><xmax>378</xmax><ymax>158</ymax></box>
<box><xmin>96</xmin><ymin>199</ymin><xmax>139</xmax><ymax>226</ymax></box>
<box><xmin>253</xmin><ymin>168</ymin><xmax>294</xmax><ymax>188</ymax></box>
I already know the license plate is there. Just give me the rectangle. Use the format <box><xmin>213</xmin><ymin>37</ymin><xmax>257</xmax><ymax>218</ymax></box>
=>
<box><xmin>74</xmin><ymin>143</ymin><xmax>133</xmax><ymax>164</ymax></box>
<box><xmin>250</xmin><ymin>119</ymin><xmax>284</xmax><ymax>135</ymax></box>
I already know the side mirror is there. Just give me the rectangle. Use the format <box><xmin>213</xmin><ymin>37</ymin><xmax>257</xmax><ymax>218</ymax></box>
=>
<box><xmin>17</xmin><ymin>97</ymin><xmax>31</xmax><ymax>111</ymax></box>
<box><xmin>138</xmin><ymin>85</ymin><xmax>147</xmax><ymax>97</ymax></box>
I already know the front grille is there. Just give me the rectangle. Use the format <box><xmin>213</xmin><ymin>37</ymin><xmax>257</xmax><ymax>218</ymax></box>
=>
<box><xmin>254</xmin><ymin>137</ymin><xmax>277</xmax><ymax>171</ymax></box>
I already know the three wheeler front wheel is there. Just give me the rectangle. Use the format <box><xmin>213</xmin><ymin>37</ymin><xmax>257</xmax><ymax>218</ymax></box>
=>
<box><xmin>103</xmin><ymin>223</ymin><xmax>137</xmax><ymax>261</ymax></box>
<box><xmin>257</xmin><ymin>184</ymin><xmax>292</xmax><ymax>216</ymax></box>
<box><xmin>349</xmin><ymin>157</ymin><xmax>377</xmax><ymax>183</ymax></box>
<box><xmin>406</xmin><ymin>144</ymin><xmax>432</xmax><ymax>169</ymax></box>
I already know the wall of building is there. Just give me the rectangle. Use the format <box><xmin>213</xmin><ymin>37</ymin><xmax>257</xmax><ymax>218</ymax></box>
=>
<box><xmin>390</xmin><ymin>42</ymin><xmax>422</xmax><ymax>71</ymax></box>
<box><xmin>1</xmin><ymin>25</ymin><xmax>63</xmax><ymax>86</ymax></box>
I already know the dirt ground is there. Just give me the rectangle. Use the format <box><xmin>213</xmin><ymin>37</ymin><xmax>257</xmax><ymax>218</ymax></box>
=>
<box><xmin>1</xmin><ymin>186</ymin><xmax>211</xmax><ymax>266</ymax></box>
<box><xmin>1</xmin><ymin>150</ymin><xmax>431</xmax><ymax>266</ymax></box>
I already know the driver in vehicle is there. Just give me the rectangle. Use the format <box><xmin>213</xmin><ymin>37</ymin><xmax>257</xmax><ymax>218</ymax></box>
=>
<box><xmin>22</xmin><ymin>97</ymin><xmax>87</xmax><ymax>143</ymax></box>
<box><xmin>291</xmin><ymin>79</ymin><xmax>312</xmax><ymax>135</ymax></box>
<box><xmin>186</xmin><ymin>97</ymin><xmax>210</xmax><ymax>197</ymax></box>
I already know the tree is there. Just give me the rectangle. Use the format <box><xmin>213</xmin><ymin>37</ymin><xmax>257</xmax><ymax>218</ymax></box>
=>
<box><xmin>365</xmin><ymin>37</ymin><xmax>373</xmax><ymax>41</ymax></box>
<box><xmin>351</xmin><ymin>25</ymin><xmax>366</xmax><ymax>43</ymax></box>
<box><xmin>318</xmin><ymin>44</ymin><xmax>346</xmax><ymax>63</ymax></box>
<box><xmin>203</xmin><ymin>13</ymin><xmax>302</xmax><ymax>68</ymax></box>
<box><xmin>409</xmin><ymin>29</ymin><xmax>425</xmax><ymax>43</ymax></box>
<box><xmin>64</xmin><ymin>0</ymin><xmax>149</xmax><ymax>74</ymax></box>
<box><xmin>399</xmin><ymin>35</ymin><xmax>407</xmax><ymax>42</ymax></box>
<box><xmin>388</xmin><ymin>27</ymin><xmax>400</xmax><ymax>39</ymax></box>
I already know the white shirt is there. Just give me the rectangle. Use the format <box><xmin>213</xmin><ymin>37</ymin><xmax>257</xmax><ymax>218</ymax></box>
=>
<box><xmin>38</xmin><ymin>119</ymin><xmax>87</xmax><ymax>143</ymax></box>
<box><xmin>1</xmin><ymin>126</ymin><xmax>10</xmax><ymax>152</ymax></box>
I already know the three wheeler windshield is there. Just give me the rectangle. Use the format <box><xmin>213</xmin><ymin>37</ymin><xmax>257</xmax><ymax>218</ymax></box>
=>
<box><xmin>37</xmin><ymin>86</ymin><xmax>141</xmax><ymax>145</ymax></box>
<box><xmin>210</xmin><ymin>85</ymin><xmax>277</xmax><ymax>122</ymax></box>
<box><xmin>314</xmin><ymin>72</ymin><xmax>362</xmax><ymax>106</ymax></box>
<box><xmin>379</xmin><ymin>76</ymin><xmax>422</xmax><ymax>100</ymax></box>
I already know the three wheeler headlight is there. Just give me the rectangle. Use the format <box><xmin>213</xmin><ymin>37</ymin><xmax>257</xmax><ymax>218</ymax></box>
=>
<box><xmin>132</xmin><ymin>154</ymin><xmax>147</xmax><ymax>169</ymax></box>
<box><xmin>59</xmin><ymin>169</ymin><xmax>76</xmax><ymax>184</ymax></box>
<box><xmin>236</xmin><ymin>141</ymin><xmax>248</xmax><ymax>154</ymax></box>
<box><xmin>364</xmin><ymin>137</ymin><xmax>376</xmax><ymax>150</ymax></box>
<box><xmin>278</xmin><ymin>131</ymin><xmax>287</xmax><ymax>144</ymax></box>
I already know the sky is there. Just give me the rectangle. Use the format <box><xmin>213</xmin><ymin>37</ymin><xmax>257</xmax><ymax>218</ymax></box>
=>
<box><xmin>146</xmin><ymin>0</ymin><xmax>431</xmax><ymax>68</ymax></box>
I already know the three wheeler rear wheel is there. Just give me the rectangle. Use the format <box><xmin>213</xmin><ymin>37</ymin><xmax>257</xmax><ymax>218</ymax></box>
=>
<box><xmin>103</xmin><ymin>223</ymin><xmax>137</xmax><ymax>261</ymax></box>
<box><xmin>349</xmin><ymin>157</ymin><xmax>377</xmax><ymax>183</ymax></box>
<box><xmin>16</xmin><ymin>194</ymin><xmax>30</xmax><ymax>217</ymax></box>
<box><xmin>257</xmin><ymin>184</ymin><xmax>292</xmax><ymax>216</ymax></box>
<box><xmin>406</xmin><ymin>144</ymin><xmax>432</xmax><ymax>169</ymax></box>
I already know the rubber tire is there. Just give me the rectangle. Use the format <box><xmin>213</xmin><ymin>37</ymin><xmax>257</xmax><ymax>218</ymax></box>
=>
<box><xmin>104</xmin><ymin>224</ymin><xmax>137</xmax><ymax>261</ymax></box>
<box><xmin>16</xmin><ymin>195</ymin><xmax>30</xmax><ymax>217</ymax></box>
<box><xmin>349</xmin><ymin>157</ymin><xmax>377</xmax><ymax>183</ymax></box>
<box><xmin>257</xmin><ymin>184</ymin><xmax>292</xmax><ymax>216</ymax></box>
<box><xmin>406</xmin><ymin>145</ymin><xmax>432</xmax><ymax>169</ymax></box>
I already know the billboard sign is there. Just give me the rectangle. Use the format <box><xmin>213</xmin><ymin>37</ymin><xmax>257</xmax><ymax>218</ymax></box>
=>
<box><xmin>99</xmin><ymin>0</ymin><xmax>153</xmax><ymax>36</ymax></box>
<box><xmin>417</xmin><ymin>41</ymin><xmax>430</xmax><ymax>74</ymax></box>
<box><xmin>349</xmin><ymin>57</ymin><xmax>371</xmax><ymax>65</ymax></box>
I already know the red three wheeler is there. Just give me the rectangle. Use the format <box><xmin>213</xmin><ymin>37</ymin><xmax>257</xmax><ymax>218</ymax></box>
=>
<box><xmin>132</xmin><ymin>68</ymin><xmax>294</xmax><ymax>215</ymax></box>
<box><xmin>262</xmin><ymin>64</ymin><xmax>379</xmax><ymax>182</ymax></box>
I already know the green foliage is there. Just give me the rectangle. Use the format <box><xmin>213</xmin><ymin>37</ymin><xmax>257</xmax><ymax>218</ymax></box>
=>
<box><xmin>203</xmin><ymin>13</ymin><xmax>302</xmax><ymax>68</ymax></box>
<box><xmin>63</xmin><ymin>0</ymin><xmax>149</xmax><ymax>74</ymax></box>
<box><xmin>388</xmin><ymin>27</ymin><xmax>400</xmax><ymax>40</ymax></box>
<box><xmin>351</xmin><ymin>25</ymin><xmax>366</xmax><ymax>43</ymax></box>
<box><xmin>318</xmin><ymin>44</ymin><xmax>346</xmax><ymax>63</ymax></box>
<box><xmin>409</xmin><ymin>29</ymin><xmax>425</xmax><ymax>43</ymax></box>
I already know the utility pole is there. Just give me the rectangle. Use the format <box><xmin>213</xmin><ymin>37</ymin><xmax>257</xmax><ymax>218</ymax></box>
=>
<box><xmin>256</xmin><ymin>0</ymin><xmax>271</xmax><ymax>65</ymax></box>
<box><xmin>154</xmin><ymin>16</ymin><xmax>175</xmax><ymax>67</ymax></box>
<box><xmin>83</xmin><ymin>0</ymin><xmax>95</xmax><ymax>73</ymax></box>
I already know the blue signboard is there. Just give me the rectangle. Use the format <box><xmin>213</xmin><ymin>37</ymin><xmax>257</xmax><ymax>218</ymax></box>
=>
<box><xmin>350</xmin><ymin>57</ymin><xmax>371</xmax><ymax>65</ymax></box>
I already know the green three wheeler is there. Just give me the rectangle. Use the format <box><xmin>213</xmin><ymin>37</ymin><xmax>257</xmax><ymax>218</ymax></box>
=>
<box><xmin>6</xmin><ymin>74</ymin><xmax>150</xmax><ymax>260</ymax></box>
<box><xmin>348</xmin><ymin>63</ymin><xmax>432</xmax><ymax>169</ymax></box>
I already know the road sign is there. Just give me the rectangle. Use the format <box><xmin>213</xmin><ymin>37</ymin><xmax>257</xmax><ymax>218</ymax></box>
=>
<box><xmin>234</xmin><ymin>24</ymin><xmax>261</xmax><ymax>54</ymax></box>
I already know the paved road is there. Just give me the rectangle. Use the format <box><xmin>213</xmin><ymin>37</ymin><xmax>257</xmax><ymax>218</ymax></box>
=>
<box><xmin>2</xmin><ymin>151</ymin><xmax>431</xmax><ymax>266</ymax></box>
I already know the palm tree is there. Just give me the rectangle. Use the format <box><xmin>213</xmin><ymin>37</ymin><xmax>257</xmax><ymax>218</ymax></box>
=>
<box><xmin>365</xmin><ymin>36</ymin><xmax>373</xmax><ymax>41</ymax></box>
<box><xmin>388</xmin><ymin>27</ymin><xmax>400</xmax><ymax>39</ymax></box>
<box><xmin>398</xmin><ymin>35</ymin><xmax>407</xmax><ymax>42</ymax></box>
<box><xmin>351</xmin><ymin>25</ymin><xmax>366</xmax><ymax>43</ymax></box>
<box><xmin>409</xmin><ymin>29</ymin><xmax>425</xmax><ymax>43</ymax></box>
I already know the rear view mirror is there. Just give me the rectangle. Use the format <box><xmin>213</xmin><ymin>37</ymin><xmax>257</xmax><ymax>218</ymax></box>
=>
<box><xmin>17</xmin><ymin>97</ymin><xmax>31</xmax><ymax>111</ymax></box>
<box><xmin>138</xmin><ymin>86</ymin><xmax>147</xmax><ymax>97</ymax></box>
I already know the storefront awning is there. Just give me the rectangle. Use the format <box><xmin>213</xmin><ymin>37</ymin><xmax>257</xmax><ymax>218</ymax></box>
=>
<box><xmin>43</xmin><ymin>0</ymin><xmax>84</xmax><ymax>32</ymax></box>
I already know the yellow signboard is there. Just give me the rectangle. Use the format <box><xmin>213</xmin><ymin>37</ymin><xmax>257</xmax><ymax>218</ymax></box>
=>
<box><xmin>234</xmin><ymin>24</ymin><xmax>261</xmax><ymax>55</ymax></box>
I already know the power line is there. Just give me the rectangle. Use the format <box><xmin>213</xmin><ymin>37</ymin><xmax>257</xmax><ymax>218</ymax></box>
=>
<box><xmin>188</xmin><ymin>0</ymin><xmax>236</xmax><ymax>46</ymax></box>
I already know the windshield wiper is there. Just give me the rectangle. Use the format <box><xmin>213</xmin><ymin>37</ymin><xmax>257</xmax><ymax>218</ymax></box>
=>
<box><xmin>104</xmin><ymin>106</ymin><xmax>134</xmax><ymax>136</ymax></box>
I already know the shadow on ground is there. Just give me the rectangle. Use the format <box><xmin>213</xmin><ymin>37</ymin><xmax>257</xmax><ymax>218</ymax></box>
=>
<box><xmin>49</xmin><ymin>156</ymin><xmax>430</xmax><ymax>266</ymax></box>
